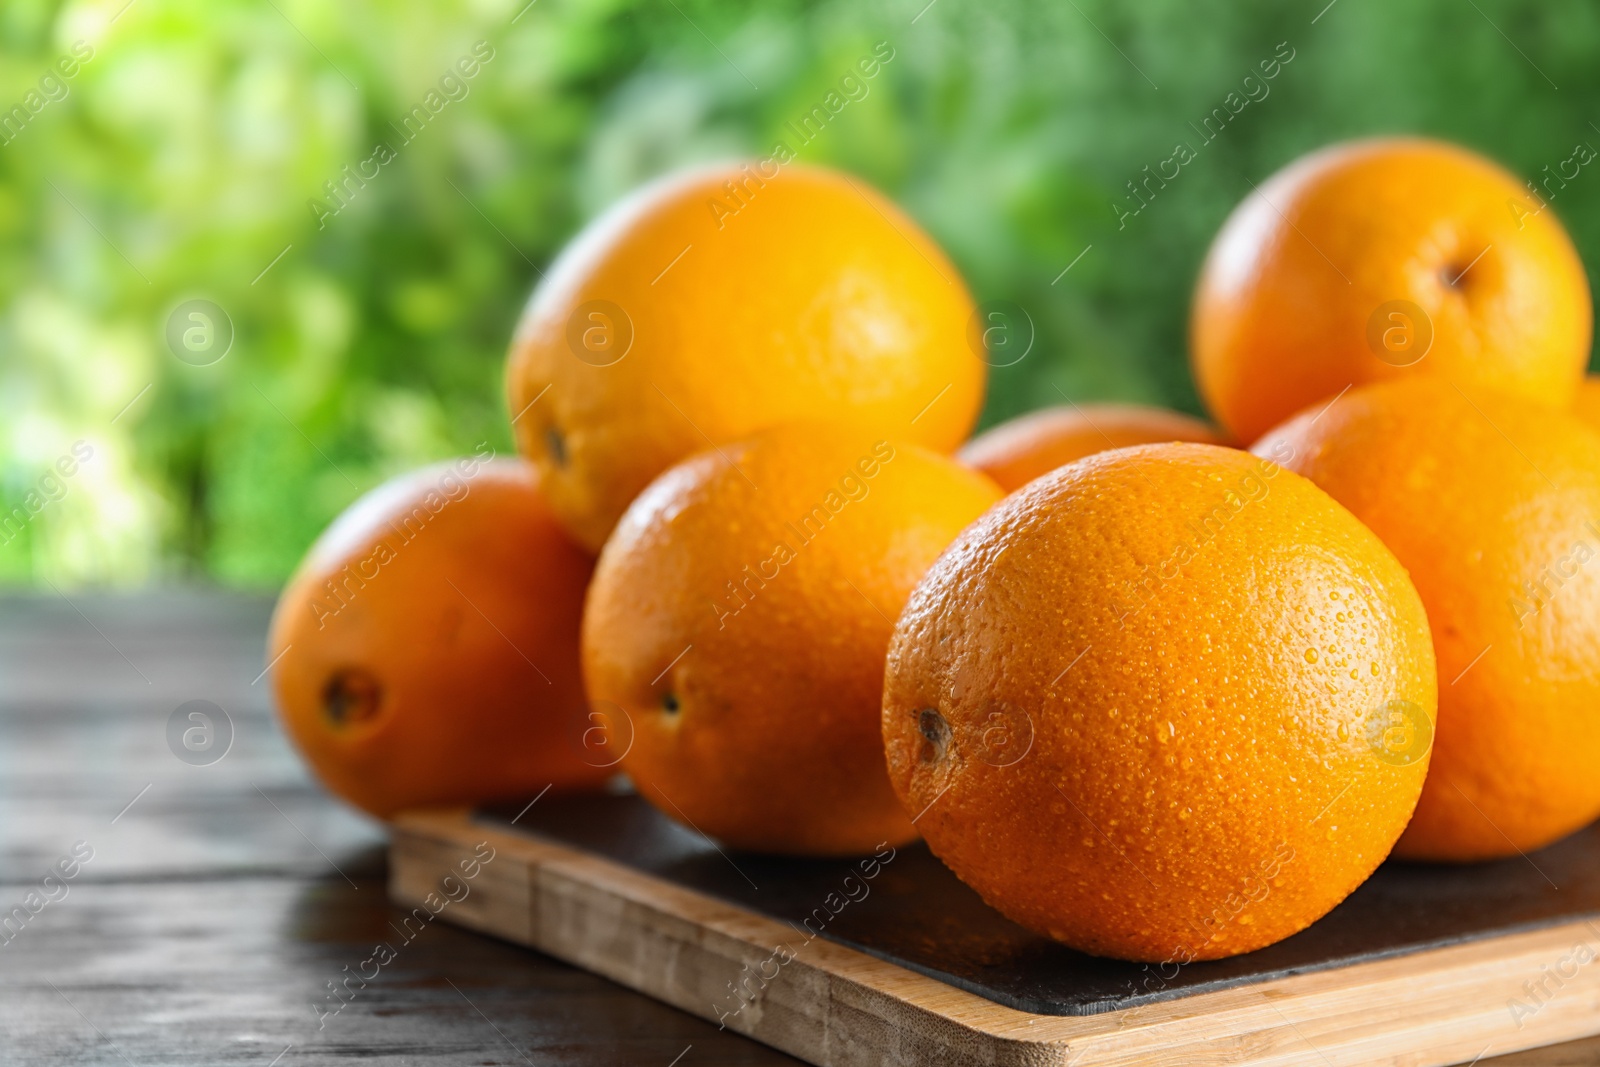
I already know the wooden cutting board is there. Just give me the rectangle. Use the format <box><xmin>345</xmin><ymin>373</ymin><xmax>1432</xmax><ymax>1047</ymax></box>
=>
<box><xmin>389</xmin><ymin>793</ymin><xmax>1600</xmax><ymax>1066</ymax></box>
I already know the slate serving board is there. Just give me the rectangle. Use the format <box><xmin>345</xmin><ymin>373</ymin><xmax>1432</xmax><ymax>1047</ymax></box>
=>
<box><xmin>478</xmin><ymin>792</ymin><xmax>1600</xmax><ymax>1017</ymax></box>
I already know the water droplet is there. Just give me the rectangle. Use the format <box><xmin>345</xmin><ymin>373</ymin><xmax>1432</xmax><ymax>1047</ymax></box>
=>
<box><xmin>1304</xmin><ymin>648</ymin><xmax>1319</xmax><ymax>664</ymax></box>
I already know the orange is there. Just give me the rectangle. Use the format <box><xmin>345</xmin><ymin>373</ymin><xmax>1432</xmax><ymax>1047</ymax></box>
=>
<box><xmin>1573</xmin><ymin>374</ymin><xmax>1600</xmax><ymax>432</ymax></box>
<box><xmin>506</xmin><ymin>163</ymin><xmax>985</xmax><ymax>552</ymax></box>
<box><xmin>958</xmin><ymin>402</ymin><xmax>1224</xmax><ymax>492</ymax></box>
<box><xmin>268</xmin><ymin>456</ymin><xmax>608</xmax><ymax>819</ymax></box>
<box><xmin>1256</xmin><ymin>380</ymin><xmax>1600</xmax><ymax>860</ymax></box>
<box><xmin>1192</xmin><ymin>137</ymin><xmax>1591</xmax><ymax>444</ymax></box>
<box><xmin>581</xmin><ymin>423</ymin><xmax>1002</xmax><ymax>856</ymax></box>
<box><xmin>882</xmin><ymin>443</ymin><xmax>1436</xmax><ymax>962</ymax></box>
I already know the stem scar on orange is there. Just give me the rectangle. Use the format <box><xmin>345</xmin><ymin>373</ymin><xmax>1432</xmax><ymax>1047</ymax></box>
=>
<box><xmin>1192</xmin><ymin>137</ymin><xmax>1591</xmax><ymax>444</ymax></box>
<box><xmin>581</xmin><ymin>422</ymin><xmax>1002</xmax><ymax>856</ymax></box>
<box><xmin>883</xmin><ymin>443</ymin><xmax>1436</xmax><ymax>962</ymax></box>
<box><xmin>268</xmin><ymin>457</ymin><xmax>608</xmax><ymax>819</ymax></box>
<box><xmin>505</xmin><ymin>163</ymin><xmax>986</xmax><ymax>553</ymax></box>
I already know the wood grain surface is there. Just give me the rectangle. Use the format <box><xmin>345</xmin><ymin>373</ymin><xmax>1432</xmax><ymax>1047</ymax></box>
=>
<box><xmin>0</xmin><ymin>590</ymin><xmax>1594</xmax><ymax>1065</ymax></box>
<box><xmin>0</xmin><ymin>592</ymin><xmax>799</xmax><ymax>1065</ymax></box>
<box><xmin>394</xmin><ymin>809</ymin><xmax>1600</xmax><ymax>1067</ymax></box>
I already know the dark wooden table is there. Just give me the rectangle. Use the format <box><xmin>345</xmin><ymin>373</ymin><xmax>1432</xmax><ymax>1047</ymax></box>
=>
<box><xmin>0</xmin><ymin>591</ymin><xmax>1592</xmax><ymax>1065</ymax></box>
<box><xmin>0</xmin><ymin>592</ymin><xmax>800</xmax><ymax>1066</ymax></box>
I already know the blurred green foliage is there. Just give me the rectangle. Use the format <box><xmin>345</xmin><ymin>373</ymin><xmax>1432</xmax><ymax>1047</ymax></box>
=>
<box><xmin>1</xmin><ymin>0</ymin><xmax>1596</xmax><ymax>586</ymax></box>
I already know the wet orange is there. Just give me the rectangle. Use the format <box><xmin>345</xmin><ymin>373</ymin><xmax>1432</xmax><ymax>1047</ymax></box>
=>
<box><xmin>882</xmin><ymin>443</ymin><xmax>1435</xmax><ymax>962</ymax></box>
<box><xmin>268</xmin><ymin>456</ymin><xmax>608</xmax><ymax>819</ymax></box>
<box><xmin>1256</xmin><ymin>380</ymin><xmax>1600</xmax><ymax>860</ymax></box>
<box><xmin>582</xmin><ymin>423</ymin><xmax>1002</xmax><ymax>856</ymax></box>
<box><xmin>958</xmin><ymin>403</ymin><xmax>1224</xmax><ymax>492</ymax></box>
<box><xmin>1192</xmin><ymin>138</ymin><xmax>1591</xmax><ymax>444</ymax></box>
<box><xmin>506</xmin><ymin>163</ymin><xmax>985</xmax><ymax>553</ymax></box>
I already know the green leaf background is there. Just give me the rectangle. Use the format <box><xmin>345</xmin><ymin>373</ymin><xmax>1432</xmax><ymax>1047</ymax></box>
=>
<box><xmin>2</xmin><ymin>0</ymin><xmax>1594</xmax><ymax>586</ymax></box>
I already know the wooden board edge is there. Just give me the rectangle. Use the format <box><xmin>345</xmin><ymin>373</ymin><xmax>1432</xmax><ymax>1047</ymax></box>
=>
<box><xmin>389</xmin><ymin>808</ymin><xmax>1600</xmax><ymax>1067</ymax></box>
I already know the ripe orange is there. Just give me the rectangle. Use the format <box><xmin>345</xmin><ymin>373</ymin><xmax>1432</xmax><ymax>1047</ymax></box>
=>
<box><xmin>582</xmin><ymin>423</ymin><xmax>1002</xmax><ymax>856</ymax></box>
<box><xmin>1192</xmin><ymin>137</ymin><xmax>1591</xmax><ymax>444</ymax></box>
<box><xmin>506</xmin><ymin>163</ymin><xmax>985</xmax><ymax>552</ymax></box>
<box><xmin>958</xmin><ymin>402</ymin><xmax>1224</xmax><ymax>492</ymax></box>
<box><xmin>882</xmin><ymin>443</ymin><xmax>1436</xmax><ymax>962</ymax></box>
<box><xmin>1573</xmin><ymin>375</ymin><xmax>1600</xmax><ymax>432</ymax></box>
<box><xmin>268</xmin><ymin>456</ymin><xmax>608</xmax><ymax>819</ymax></box>
<box><xmin>1256</xmin><ymin>380</ymin><xmax>1600</xmax><ymax>860</ymax></box>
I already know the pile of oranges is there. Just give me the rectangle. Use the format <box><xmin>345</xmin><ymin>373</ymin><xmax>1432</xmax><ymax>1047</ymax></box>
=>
<box><xmin>269</xmin><ymin>138</ymin><xmax>1600</xmax><ymax>965</ymax></box>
